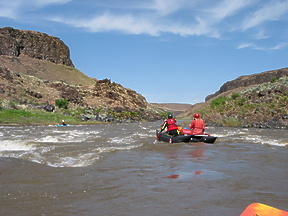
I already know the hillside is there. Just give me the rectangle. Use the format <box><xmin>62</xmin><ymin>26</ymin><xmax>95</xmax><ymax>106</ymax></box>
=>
<box><xmin>182</xmin><ymin>69</ymin><xmax>288</xmax><ymax>129</ymax></box>
<box><xmin>205</xmin><ymin>68</ymin><xmax>288</xmax><ymax>101</ymax></box>
<box><xmin>0</xmin><ymin>27</ymin><xmax>163</xmax><ymax>123</ymax></box>
<box><xmin>151</xmin><ymin>103</ymin><xmax>192</xmax><ymax>116</ymax></box>
<box><xmin>0</xmin><ymin>27</ymin><xmax>95</xmax><ymax>86</ymax></box>
<box><xmin>0</xmin><ymin>54</ymin><xmax>96</xmax><ymax>86</ymax></box>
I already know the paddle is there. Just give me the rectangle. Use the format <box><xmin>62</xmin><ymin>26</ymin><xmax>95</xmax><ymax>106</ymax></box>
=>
<box><xmin>156</xmin><ymin>129</ymin><xmax>161</xmax><ymax>140</ymax></box>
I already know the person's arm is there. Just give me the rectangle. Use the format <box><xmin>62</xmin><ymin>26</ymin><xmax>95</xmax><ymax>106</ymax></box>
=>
<box><xmin>160</xmin><ymin>121</ymin><xmax>167</xmax><ymax>132</ymax></box>
<box><xmin>189</xmin><ymin>120</ymin><xmax>195</xmax><ymax>129</ymax></box>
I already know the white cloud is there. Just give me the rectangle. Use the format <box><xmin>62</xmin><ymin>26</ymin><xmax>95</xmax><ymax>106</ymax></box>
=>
<box><xmin>50</xmin><ymin>12</ymin><xmax>222</xmax><ymax>38</ymax></box>
<box><xmin>237</xmin><ymin>41</ymin><xmax>288</xmax><ymax>50</ymax></box>
<box><xmin>51</xmin><ymin>13</ymin><xmax>161</xmax><ymax>36</ymax></box>
<box><xmin>242</xmin><ymin>0</ymin><xmax>288</xmax><ymax>30</ymax></box>
<box><xmin>237</xmin><ymin>42</ymin><xmax>267</xmax><ymax>50</ymax></box>
<box><xmin>0</xmin><ymin>0</ymin><xmax>71</xmax><ymax>19</ymax></box>
<box><xmin>271</xmin><ymin>42</ymin><xmax>288</xmax><ymax>50</ymax></box>
<box><xmin>32</xmin><ymin>0</ymin><xmax>71</xmax><ymax>6</ymax></box>
<box><xmin>0</xmin><ymin>1</ymin><xmax>20</xmax><ymax>19</ymax></box>
<box><xmin>148</xmin><ymin>0</ymin><xmax>193</xmax><ymax>16</ymax></box>
<box><xmin>48</xmin><ymin>0</ymin><xmax>255</xmax><ymax>38</ymax></box>
<box><xmin>237</xmin><ymin>43</ymin><xmax>256</xmax><ymax>49</ymax></box>
<box><xmin>1</xmin><ymin>0</ymin><xmax>288</xmax><ymax>50</ymax></box>
<box><xmin>205</xmin><ymin>0</ymin><xmax>253</xmax><ymax>21</ymax></box>
<box><xmin>254</xmin><ymin>30</ymin><xmax>269</xmax><ymax>40</ymax></box>
<box><xmin>184</xmin><ymin>0</ymin><xmax>254</xmax><ymax>39</ymax></box>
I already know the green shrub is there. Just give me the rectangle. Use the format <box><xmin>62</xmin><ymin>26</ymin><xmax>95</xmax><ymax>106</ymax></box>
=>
<box><xmin>231</xmin><ymin>92</ymin><xmax>240</xmax><ymax>100</ymax></box>
<box><xmin>221</xmin><ymin>117</ymin><xmax>241</xmax><ymax>127</ymax></box>
<box><xmin>236</xmin><ymin>98</ymin><xmax>246</xmax><ymax>106</ymax></box>
<box><xmin>55</xmin><ymin>99</ymin><xmax>69</xmax><ymax>109</ymax></box>
<box><xmin>210</xmin><ymin>96</ymin><xmax>229</xmax><ymax>108</ymax></box>
<box><xmin>270</xmin><ymin>77</ymin><xmax>277</xmax><ymax>83</ymax></box>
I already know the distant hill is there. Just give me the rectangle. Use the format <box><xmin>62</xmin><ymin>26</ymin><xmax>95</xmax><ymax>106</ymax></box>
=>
<box><xmin>152</xmin><ymin>103</ymin><xmax>192</xmax><ymax>111</ymax></box>
<box><xmin>152</xmin><ymin>103</ymin><xmax>192</xmax><ymax>116</ymax></box>
<box><xmin>181</xmin><ymin>68</ymin><xmax>288</xmax><ymax>129</ymax></box>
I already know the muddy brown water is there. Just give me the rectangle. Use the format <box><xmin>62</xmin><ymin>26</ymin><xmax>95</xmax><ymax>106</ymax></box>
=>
<box><xmin>1</xmin><ymin>121</ymin><xmax>287</xmax><ymax>216</ymax></box>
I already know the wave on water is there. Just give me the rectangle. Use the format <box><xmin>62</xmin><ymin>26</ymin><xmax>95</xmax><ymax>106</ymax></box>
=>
<box><xmin>0</xmin><ymin>140</ymin><xmax>35</xmax><ymax>151</ymax></box>
<box><xmin>244</xmin><ymin>134</ymin><xmax>288</xmax><ymax>147</ymax></box>
<box><xmin>211</xmin><ymin>128</ymin><xmax>288</xmax><ymax>147</ymax></box>
<box><xmin>36</xmin><ymin>135</ymin><xmax>87</xmax><ymax>143</ymax></box>
<box><xmin>0</xmin><ymin>128</ymin><xmax>146</xmax><ymax>168</ymax></box>
<box><xmin>46</xmin><ymin>153</ymin><xmax>100</xmax><ymax>167</ymax></box>
<box><xmin>108</xmin><ymin>136</ymin><xmax>134</xmax><ymax>144</ymax></box>
<box><xmin>1</xmin><ymin>124</ymin><xmax>286</xmax><ymax>169</ymax></box>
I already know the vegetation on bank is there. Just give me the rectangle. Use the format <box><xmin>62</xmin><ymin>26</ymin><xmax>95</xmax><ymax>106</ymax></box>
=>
<box><xmin>196</xmin><ymin>76</ymin><xmax>288</xmax><ymax>128</ymax></box>
<box><xmin>0</xmin><ymin>109</ymin><xmax>86</xmax><ymax>125</ymax></box>
<box><xmin>0</xmin><ymin>98</ymin><xmax>167</xmax><ymax>125</ymax></box>
<box><xmin>0</xmin><ymin>107</ymin><xmax>164</xmax><ymax>125</ymax></box>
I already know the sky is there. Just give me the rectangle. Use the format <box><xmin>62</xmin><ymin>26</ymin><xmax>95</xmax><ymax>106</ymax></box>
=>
<box><xmin>0</xmin><ymin>0</ymin><xmax>288</xmax><ymax>104</ymax></box>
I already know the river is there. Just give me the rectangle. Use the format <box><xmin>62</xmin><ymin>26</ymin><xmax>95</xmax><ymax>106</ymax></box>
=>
<box><xmin>0</xmin><ymin>121</ymin><xmax>287</xmax><ymax>216</ymax></box>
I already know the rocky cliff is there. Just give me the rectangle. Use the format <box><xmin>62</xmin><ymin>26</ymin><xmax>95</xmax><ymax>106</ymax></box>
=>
<box><xmin>0</xmin><ymin>27</ymin><xmax>73</xmax><ymax>67</ymax></box>
<box><xmin>0</xmin><ymin>27</ymin><xmax>162</xmax><ymax>122</ymax></box>
<box><xmin>205</xmin><ymin>68</ymin><xmax>288</xmax><ymax>101</ymax></box>
<box><xmin>182</xmin><ymin>69</ymin><xmax>288</xmax><ymax>129</ymax></box>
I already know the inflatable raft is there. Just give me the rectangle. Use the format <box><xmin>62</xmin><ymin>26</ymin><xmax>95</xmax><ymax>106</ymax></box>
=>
<box><xmin>240</xmin><ymin>203</ymin><xmax>288</xmax><ymax>216</ymax></box>
<box><xmin>57</xmin><ymin>124</ymin><xmax>70</xmax><ymax>127</ymax></box>
<box><xmin>156</xmin><ymin>130</ymin><xmax>217</xmax><ymax>144</ymax></box>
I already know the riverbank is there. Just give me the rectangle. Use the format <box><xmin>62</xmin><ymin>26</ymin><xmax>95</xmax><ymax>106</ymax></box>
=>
<box><xmin>0</xmin><ymin>108</ymin><xmax>163</xmax><ymax>126</ymax></box>
<box><xmin>0</xmin><ymin>109</ymin><xmax>102</xmax><ymax>126</ymax></box>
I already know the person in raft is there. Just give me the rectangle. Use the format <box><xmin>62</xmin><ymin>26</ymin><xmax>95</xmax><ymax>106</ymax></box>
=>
<box><xmin>189</xmin><ymin>113</ymin><xmax>205</xmax><ymax>135</ymax></box>
<box><xmin>159</xmin><ymin>114</ymin><xmax>179</xmax><ymax>136</ymax></box>
<box><xmin>60</xmin><ymin>120</ymin><xmax>67</xmax><ymax>126</ymax></box>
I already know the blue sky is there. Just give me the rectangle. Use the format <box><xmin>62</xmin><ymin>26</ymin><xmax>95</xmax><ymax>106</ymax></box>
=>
<box><xmin>0</xmin><ymin>0</ymin><xmax>288</xmax><ymax>104</ymax></box>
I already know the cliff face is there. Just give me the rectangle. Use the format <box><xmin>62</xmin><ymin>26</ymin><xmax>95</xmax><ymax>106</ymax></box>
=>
<box><xmin>205</xmin><ymin>68</ymin><xmax>288</xmax><ymax>101</ymax></box>
<box><xmin>0</xmin><ymin>27</ymin><xmax>162</xmax><ymax>122</ymax></box>
<box><xmin>0</xmin><ymin>27</ymin><xmax>74</xmax><ymax>67</ymax></box>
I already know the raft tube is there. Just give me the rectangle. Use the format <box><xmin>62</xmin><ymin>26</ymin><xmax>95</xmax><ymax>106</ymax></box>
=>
<box><xmin>156</xmin><ymin>130</ymin><xmax>217</xmax><ymax>144</ymax></box>
<box><xmin>190</xmin><ymin>135</ymin><xmax>217</xmax><ymax>143</ymax></box>
<box><xmin>240</xmin><ymin>203</ymin><xmax>288</xmax><ymax>216</ymax></box>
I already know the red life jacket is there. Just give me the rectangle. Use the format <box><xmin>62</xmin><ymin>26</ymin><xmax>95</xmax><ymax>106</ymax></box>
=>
<box><xmin>166</xmin><ymin>118</ymin><xmax>178</xmax><ymax>131</ymax></box>
<box><xmin>194</xmin><ymin>119</ymin><xmax>205</xmax><ymax>129</ymax></box>
<box><xmin>192</xmin><ymin>119</ymin><xmax>205</xmax><ymax>135</ymax></box>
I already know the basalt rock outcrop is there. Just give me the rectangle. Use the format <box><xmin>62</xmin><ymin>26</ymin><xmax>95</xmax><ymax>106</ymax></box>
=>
<box><xmin>0</xmin><ymin>27</ymin><xmax>73</xmax><ymax>67</ymax></box>
<box><xmin>205</xmin><ymin>68</ymin><xmax>288</xmax><ymax>101</ymax></box>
